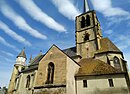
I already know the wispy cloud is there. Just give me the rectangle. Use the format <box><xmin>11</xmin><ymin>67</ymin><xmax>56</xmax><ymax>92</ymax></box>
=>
<box><xmin>91</xmin><ymin>0</ymin><xmax>130</xmax><ymax>17</ymax></box>
<box><xmin>112</xmin><ymin>34</ymin><xmax>130</xmax><ymax>50</ymax></box>
<box><xmin>4</xmin><ymin>57</ymin><xmax>15</xmax><ymax>63</ymax></box>
<box><xmin>17</xmin><ymin>0</ymin><xmax>66</xmax><ymax>32</ymax></box>
<box><xmin>51</xmin><ymin>0</ymin><xmax>81</xmax><ymax>20</ymax></box>
<box><xmin>0</xmin><ymin>36</ymin><xmax>19</xmax><ymax>52</ymax></box>
<box><xmin>0</xmin><ymin>21</ymin><xmax>31</xmax><ymax>46</ymax></box>
<box><xmin>0</xmin><ymin>2</ymin><xmax>47</xmax><ymax>40</ymax></box>
<box><xmin>1</xmin><ymin>50</ymin><xmax>14</xmax><ymax>57</ymax></box>
<box><xmin>104</xmin><ymin>30</ymin><xmax>113</xmax><ymax>35</ymax></box>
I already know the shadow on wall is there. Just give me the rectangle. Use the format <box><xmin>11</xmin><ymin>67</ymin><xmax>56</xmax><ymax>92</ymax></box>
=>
<box><xmin>92</xmin><ymin>87</ymin><xmax>128</xmax><ymax>94</ymax></box>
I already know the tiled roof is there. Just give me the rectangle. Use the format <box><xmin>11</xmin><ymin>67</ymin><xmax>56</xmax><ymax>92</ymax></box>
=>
<box><xmin>76</xmin><ymin>58</ymin><xmax>122</xmax><ymax>76</ymax></box>
<box><xmin>29</xmin><ymin>54</ymin><xmax>44</xmax><ymax>66</ymax></box>
<box><xmin>21</xmin><ymin>65</ymin><xmax>38</xmax><ymax>73</ymax></box>
<box><xmin>21</xmin><ymin>54</ymin><xmax>44</xmax><ymax>73</ymax></box>
<box><xmin>63</xmin><ymin>47</ymin><xmax>77</xmax><ymax>57</ymax></box>
<box><xmin>96</xmin><ymin>38</ymin><xmax>121</xmax><ymax>54</ymax></box>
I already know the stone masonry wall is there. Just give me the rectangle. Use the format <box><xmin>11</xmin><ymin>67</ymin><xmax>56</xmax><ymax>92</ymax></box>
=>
<box><xmin>34</xmin><ymin>87</ymin><xmax>66</xmax><ymax>94</ymax></box>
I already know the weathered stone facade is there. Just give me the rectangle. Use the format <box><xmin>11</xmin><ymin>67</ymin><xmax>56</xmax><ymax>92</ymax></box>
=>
<box><xmin>34</xmin><ymin>87</ymin><xmax>66</xmax><ymax>94</ymax></box>
<box><xmin>35</xmin><ymin>46</ymin><xmax>67</xmax><ymax>87</ymax></box>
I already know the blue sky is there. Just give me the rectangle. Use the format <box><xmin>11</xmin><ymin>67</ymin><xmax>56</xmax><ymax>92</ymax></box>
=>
<box><xmin>0</xmin><ymin>0</ymin><xmax>130</xmax><ymax>87</ymax></box>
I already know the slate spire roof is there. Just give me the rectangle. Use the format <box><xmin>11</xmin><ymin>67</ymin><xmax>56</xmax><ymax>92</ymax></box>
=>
<box><xmin>84</xmin><ymin>0</ymin><xmax>90</xmax><ymax>12</ymax></box>
<box><xmin>63</xmin><ymin>47</ymin><xmax>77</xmax><ymax>57</ymax></box>
<box><xmin>17</xmin><ymin>48</ymin><xmax>26</xmax><ymax>59</ymax></box>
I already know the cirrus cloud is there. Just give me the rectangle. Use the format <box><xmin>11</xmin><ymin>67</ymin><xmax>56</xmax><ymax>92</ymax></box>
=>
<box><xmin>51</xmin><ymin>0</ymin><xmax>81</xmax><ymax>20</ymax></box>
<box><xmin>17</xmin><ymin>0</ymin><xmax>66</xmax><ymax>32</ymax></box>
<box><xmin>0</xmin><ymin>3</ymin><xmax>47</xmax><ymax>40</ymax></box>
<box><xmin>0</xmin><ymin>21</ymin><xmax>31</xmax><ymax>46</ymax></box>
<box><xmin>91</xmin><ymin>0</ymin><xmax>130</xmax><ymax>17</ymax></box>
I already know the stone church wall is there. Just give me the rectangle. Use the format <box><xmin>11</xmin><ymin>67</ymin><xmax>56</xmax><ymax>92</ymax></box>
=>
<box><xmin>14</xmin><ymin>71</ymin><xmax>36</xmax><ymax>94</ymax></box>
<box><xmin>34</xmin><ymin>87</ymin><xmax>66</xmax><ymax>94</ymax></box>
<box><xmin>76</xmin><ymin>74</ymin><xmax>129</xmax><ymax>94</ymax></box>
<box><xmin>95</xmin><ymin>52</ymin><xmax>125</xmax><ymax>71</ymax></box>
<box><xmin>35</xmin><ymin>46</ymin><xmax>67</xmax><ymax>87</ymax></box>
<box><xmin>66</xmin><ymin>57</ymin><xmax>80</xmax><ymax>94</ymax></box>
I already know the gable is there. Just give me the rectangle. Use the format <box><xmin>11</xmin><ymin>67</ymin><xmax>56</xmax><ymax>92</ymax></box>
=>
<box><xmin>35</xmin><ymin>45</ymin><xmax>79</xmax><ymax>87</ymax></box>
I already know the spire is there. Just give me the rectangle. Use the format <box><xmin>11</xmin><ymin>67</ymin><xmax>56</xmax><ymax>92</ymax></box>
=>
<box><xmin>83</xmin><ymin>0</ymin><xmax>90</xmax><ymax>13</ymax></box>
<box><xmin>17</xmin><ymin>47</ymin><xmax>26</xmax><ymax>59</ymax></box>
<box><xmin>39</xmin><ymin>50</ymin><xmax>42</xmax><ymax>55</ymax></box>
<box><xmin>29</xmin><ymin>54</ymin><xmax>32</xmax><ymax>63</ymax></box>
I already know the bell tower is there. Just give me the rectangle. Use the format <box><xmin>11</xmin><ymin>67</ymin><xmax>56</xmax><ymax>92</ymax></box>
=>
<box><xmin>8</xmin><ymin>48</ymin><xmax>26</xmax><ymax>94</ymax></box>
<box><xmin>76</xmin><ymin>0</ymin><xmax>102</xmax><ymax>58</ymax></box>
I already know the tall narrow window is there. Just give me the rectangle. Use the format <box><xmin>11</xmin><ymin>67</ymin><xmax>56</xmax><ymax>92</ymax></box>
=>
<box><xmin>46</xmin><ymin>62</ymin><xmax>54</xmax><ymax>84</ymax></box>
<box><xmin>26</xmin><ymin>75</ymin><xmax>30</xmax><ymax>88</ymax></box>
<box><xmin>113</xmin><ymin>56</ymin><xmax>121</xmax><ymax>70</ymax></box>
<box><xmin>107</xmin><ymin>56</ymin><xmax>110</xmax><ymax>65</ymax></box>
<box><xmin>83</xmin><ymin>80</ymin><xmax>87</xmax><ymax>88</ymax></box>
<box><xmin>15</xmin><ymin>78</ymin><xmax>18</xmax><ymax>90</ymax></box>
<box><xmin>86</xmin><ymin>15</ymin><xmax>90</xmax><ymax>26</ymax></box>
<box><xmin>81</xmin><ymin>16</ymin><xmax>85</xmax><ymax>28</ymax></box>
<box><xmin>15</xmin><ymin>76</ymin><xmax>21</xmax><ymax>90</ymax></box>
<box><xmin>84</xmin><ymin>33</ymin><xmax>89</xmax><ymax>41</ymax></box>
<box><xmin>108</xmin><ymin>79</ymin><xmax>114</xmax><ymax>87</ymax></box>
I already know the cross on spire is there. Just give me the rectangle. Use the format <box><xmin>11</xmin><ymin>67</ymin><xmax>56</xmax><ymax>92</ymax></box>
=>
<box><xmin>84</xmin><ymin>0</ymin><xmax>90</xmax><ymax>13</ymax></box>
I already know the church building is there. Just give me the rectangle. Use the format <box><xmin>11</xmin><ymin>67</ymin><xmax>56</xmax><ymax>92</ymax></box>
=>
<box><xmin>8</xmin><ymin>0</ymin><xmax>130</xmax><ymax>94</ymax></box>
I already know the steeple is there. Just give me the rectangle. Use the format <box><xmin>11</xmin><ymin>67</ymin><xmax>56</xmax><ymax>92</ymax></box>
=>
<box><xmin>75</xmin><ymin>0</ymin><xmax>102</xmax><ymax>58</ymax></box>
<box><xmin>8</xmin><ymin>48</ymin><xmax>27</xmax><ymax>94</ymax></box>
<box><xmin>17</xmin><ymin>47</ymin><xmax>26</xmax><ymax>59</ymax></box>
<box><xmin>83</xmin><ymin>0</ymin><xmax>90</xmax><ymax>13</ymax></box>
<box><xmin>29</xmin><ymin>54</ymin><xmax>32</xmax><ymax>63</ymax></box>
<box><xmin>39</xmin><ymin>50</ymin><xmax>42</xmax><ymax>55</ymax></box>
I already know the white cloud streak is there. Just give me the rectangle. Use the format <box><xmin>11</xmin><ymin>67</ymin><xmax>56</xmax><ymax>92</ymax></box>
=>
<box><xmin>51</xmin><ymin>0</ymin><xmax>81</xmax><ymax>20</ymax></box>
<box><xmin>0</xmin><ymin>21</ymin><xmax>31</xmax><ymax>46</ymax></box>
<box><xmin>113</xmin><ymin>34</ymin><xmax>130</xmax><ymax>50</ymax></box>
<box><xmin>0</xmin><ymin>3</ymin><xmax>47</xmax><ymax>40</ymax></box>
<box><xmin>104</xmin><ymin>30</ymin><xmax>113</xmax><ymax>35</ymax></box>
<box><xmin>1</xmin><ymin>50</ymin><xmax>14</xmax><ymax>57</ymax></box>
<box><xmin>17</xmin><ymin>0</ymin><xmax>66</xmax><ymax>32</ymax></box>
<box><xmin>0</xmin><ymin>36</ymin><xmax>20</xmax><ymax>52</ymax></box>
<box><xmin>91</xmin><ymin>0</ymin><xmax>130</xmax><ymax>17</ymax></box>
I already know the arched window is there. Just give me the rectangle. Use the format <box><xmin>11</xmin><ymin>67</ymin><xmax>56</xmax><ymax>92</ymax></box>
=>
<box><xmin>46</xmin><ymin>62</ymin><xmax>54</xmax><ymax>84</ymax></box>
<box><xmin>26</xmin><ymin>75</ymin><xmax>30</xmax><ymax>88</ymax></box>
<box><xmin>15</xmin><ymin>77</ymin><xmax>20</xmax><ymax>90</ymax></box>
<box><xmin>86</xmin><ymin>15</ymin><xmax>90</xmax><ymax>26</ymax></box>
<box><xmin>84</xmin><ymin>33</ymin><xmax>89</xmax><ymax>41</ymax></box>
<box><xmin>81</xmin><ymin>16</ymin><xmax>85</xmax><ymax>28</ymax></box>
<box><xmin>113</xmin><ymin>56</ymin><xmax>121</xmax><ymax>70</ymax></box>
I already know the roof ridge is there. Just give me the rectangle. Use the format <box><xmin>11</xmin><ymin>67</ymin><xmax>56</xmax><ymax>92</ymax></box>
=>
<box><xmin>29</xmin><ymin>54</ymin><xmax>43</xmax><ymax>66</ymax></box>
